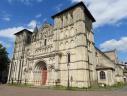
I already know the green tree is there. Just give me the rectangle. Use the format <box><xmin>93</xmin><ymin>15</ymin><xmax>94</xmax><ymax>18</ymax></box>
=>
<box><xmin>0</xmin><ymin>43</ymin><xmax>10</xmax><ymax>83</ymax></box>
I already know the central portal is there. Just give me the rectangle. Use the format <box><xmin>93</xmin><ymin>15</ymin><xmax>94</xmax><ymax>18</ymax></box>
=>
<box><xmin>34</xmin><ymin>61</ymin><xmax>47</xmax><ymax>85</ymax></box>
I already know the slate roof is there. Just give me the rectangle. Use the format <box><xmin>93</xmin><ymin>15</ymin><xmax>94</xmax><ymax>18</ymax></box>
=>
<box><xmin>52</xmin><ymin>1</ymin><xmax>96</xmax><ymax>22</ymax></box>
<box><xmin>14</xmin><ymin>29</ymin><xmax>32</xmax><ymax>35</ymax></box>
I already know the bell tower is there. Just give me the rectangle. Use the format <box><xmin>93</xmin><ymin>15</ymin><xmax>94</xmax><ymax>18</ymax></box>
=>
<box><xmin>52</xmin><ymin>2</ymin><xmax>96</xmax><ymax>87</ymax></box>
<box><xmin>8</xmin><ymin>29</ymin><xmax>32</xmax><ymax>84</ymax></box>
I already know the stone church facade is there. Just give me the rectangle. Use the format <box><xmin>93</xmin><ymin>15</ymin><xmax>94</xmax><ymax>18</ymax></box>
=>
<box><xmin>8</xmin><ymin>2</ymin><xmax>127</xmax><ymax>88</ymax></box>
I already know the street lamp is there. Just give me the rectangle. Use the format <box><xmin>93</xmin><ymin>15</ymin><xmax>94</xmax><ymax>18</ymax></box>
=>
<box><xmin>67</xmin><ymin>53</ymin><xmax>70</xmax><ymax>89</ymax></box>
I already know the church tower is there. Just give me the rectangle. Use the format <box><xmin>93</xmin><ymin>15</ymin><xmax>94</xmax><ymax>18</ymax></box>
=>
<box><xmin>52</xmin><ymin>2</ymin><xmax>96</xmax><ymax>87</ymax></box>
<box><xmin>8</xmin><ymin>29</ymin><xmax>32</xmax><ymax>84</ymax></box>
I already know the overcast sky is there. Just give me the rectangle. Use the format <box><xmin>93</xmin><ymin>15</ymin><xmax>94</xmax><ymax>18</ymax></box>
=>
<box><xmin>0</xmin><ymin>0</ymin><xmax>127</xmax><ymax>62</ymax></box>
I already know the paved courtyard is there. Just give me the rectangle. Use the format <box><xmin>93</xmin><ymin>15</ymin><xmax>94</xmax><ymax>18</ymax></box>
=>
<box><xmin>0</xmin><ymin>85</ymin><xmax>127</xmax><ymax>96</ymax></box>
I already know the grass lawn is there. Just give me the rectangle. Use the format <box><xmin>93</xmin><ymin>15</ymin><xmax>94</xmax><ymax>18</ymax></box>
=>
<box><xmin>7</xmin><ymin>82</ymin><xmax>127</xmax><ymax>91</ymax></box>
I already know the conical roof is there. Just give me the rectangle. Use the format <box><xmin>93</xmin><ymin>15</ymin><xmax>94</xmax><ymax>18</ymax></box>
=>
<box><xmin>33</xmin><ymin>25</ymin><xmax>38</xmax><ymax>33</ymax></box>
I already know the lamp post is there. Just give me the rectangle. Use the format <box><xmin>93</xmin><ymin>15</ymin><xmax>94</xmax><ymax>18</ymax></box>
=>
<box><xmin>67</xmin><ymin>53</ymin><xmax>70</xmax><ymax>89</ymax></box>
<box><xmin>67</xmin><ymin>62</ymin><xmax>70</xmax><ymax>89</ymax></box>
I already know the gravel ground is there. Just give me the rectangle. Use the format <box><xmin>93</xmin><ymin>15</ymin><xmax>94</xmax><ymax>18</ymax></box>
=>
<box><xmin>0</xmin><ymin>85</ymin><xmax>127</xmax><ymax>96</ymax></box>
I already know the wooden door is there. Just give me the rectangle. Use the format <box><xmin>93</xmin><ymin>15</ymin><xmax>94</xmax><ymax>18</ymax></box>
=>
<box><xmin>42</xmin><ymin>69</ymin><xmax>47</xmax><ymax>85</ymax></box>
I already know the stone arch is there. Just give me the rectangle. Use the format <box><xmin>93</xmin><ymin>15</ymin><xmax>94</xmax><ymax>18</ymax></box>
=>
<box><xmin>33</xmin><ymin>61</ymin><xmax>47</xmax><ymax>85</ymax></box>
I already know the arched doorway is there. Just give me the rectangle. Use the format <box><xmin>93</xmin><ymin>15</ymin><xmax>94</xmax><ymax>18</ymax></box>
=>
<box><xmin>34</xmin><ymin>61</ymin><xmax>47</xmax><ymax>85</ymax></box>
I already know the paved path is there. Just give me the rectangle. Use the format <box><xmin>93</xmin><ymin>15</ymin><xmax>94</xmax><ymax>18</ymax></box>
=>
<box><xmin>0</xmin><ymin>85</ymin><xmax>127</xmax><ymax>96</ymax></box>
<box><xmin>116</xmin><ymin>86</ymin><xmax>127</xmax><ymax>92</ymax></box>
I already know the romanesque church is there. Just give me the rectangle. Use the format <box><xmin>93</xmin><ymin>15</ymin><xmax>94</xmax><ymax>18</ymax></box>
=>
<box><xmin>8</xmin><ymin>2</ymin><xmax>127</xmax><ymax>88</ymax></box>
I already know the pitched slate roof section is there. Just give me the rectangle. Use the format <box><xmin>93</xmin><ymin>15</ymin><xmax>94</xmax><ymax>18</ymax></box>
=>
<box><xmin>14</xmin><ymin>29</ymin><xmax>32</xmax><ymax>35</ymax></box>
<box><xmin>103</xmin><ymin>49</ymin><xmax>116</xmax><ymax>53</ymax></box>
<box><xmin>95</xmin><ymin>47</ymin><xmax>115</xmax><ymax>63</ymax></box>
<box><xmin>96</xmin><ymin>65</ymin><xmax>115</xmax><ymax>71</ymax></box>
<box><xmin>52</xmin><ymin>1</ymin><xmax>96</xmax><ymax>22</ymax></box>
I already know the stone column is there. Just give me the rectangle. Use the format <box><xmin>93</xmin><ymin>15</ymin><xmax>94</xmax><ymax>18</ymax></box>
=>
<box><xmin>54</xmin><ymin>54</ymin><xmax>60</xmax><ymax>85</ymax></box>
<box><xmin>7</xmin><ymin>62</ymin><xmax>12</xmax><ymax>83</ymax></box>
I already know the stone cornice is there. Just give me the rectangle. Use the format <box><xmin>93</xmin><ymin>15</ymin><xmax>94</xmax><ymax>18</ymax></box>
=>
<box><xmin>27</xmin><ymin>51</ymin><xmax>61</xmax><ymax>60</ymax></box>
<box><xmin>59</xmin><ymin>68</ymin><xmax>93</xmax><ymax>71</ymax></box>
<box><xmin>53</xmin><ymin>32</ymin><xmax>87</xmax><ymax>42</ymax></box>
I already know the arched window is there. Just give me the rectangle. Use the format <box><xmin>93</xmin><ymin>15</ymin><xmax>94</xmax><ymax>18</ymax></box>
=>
<box><xmin>100</xmin><ymin>71</ymin><xmax>106</xmax><ymax>80</ymax></box>
<box><xmin>44</xmin><ymin>39</ymin><xmax>47</xmax><ymax>46</ymax></box>
<box><xmin>67</xmin><ymin>53</ymin><xmax>70</xmax><ymax>63</ymax></box>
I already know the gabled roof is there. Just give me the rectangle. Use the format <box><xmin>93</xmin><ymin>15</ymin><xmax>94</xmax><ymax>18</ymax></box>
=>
<box><xmin>52</xmin><ymin>1</ymin><xmax>96</xmax><ymax>22</ymax></box>
<box><xmin>95</xmin><ymin>47</ymin><xmax>115</xmax><ymax>63</ymax></box>
<box><xmin>14</xmin><ymin>29</ymin><xmax>32</xmax><ymax>35</ymax></box>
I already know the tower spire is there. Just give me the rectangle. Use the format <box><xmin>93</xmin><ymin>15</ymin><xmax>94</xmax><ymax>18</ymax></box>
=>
<box><xmin>33</xmin><ymin>24</ymin><xmax>38</xmax><ymax>33</ymax></box>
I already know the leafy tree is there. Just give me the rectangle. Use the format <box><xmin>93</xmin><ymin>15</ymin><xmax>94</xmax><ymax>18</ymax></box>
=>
<box><xmin>0</xmin><ymin>43</ymin><xmax>10</xmax><ymax>83</ymax></box>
